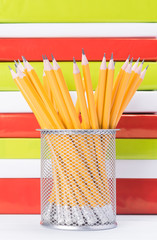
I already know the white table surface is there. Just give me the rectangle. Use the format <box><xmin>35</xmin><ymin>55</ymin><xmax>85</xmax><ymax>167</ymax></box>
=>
<box><xmin>0</xmin><ymin>215</ymin><xmax>157</xmax><ymax>240</ymax></box>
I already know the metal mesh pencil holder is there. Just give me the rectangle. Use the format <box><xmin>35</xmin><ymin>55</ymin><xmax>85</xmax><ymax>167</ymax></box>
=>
<box><xmin>40</xmin><ymin>129</ymin><xmax>118</xmax><ymax>230</ymax></box>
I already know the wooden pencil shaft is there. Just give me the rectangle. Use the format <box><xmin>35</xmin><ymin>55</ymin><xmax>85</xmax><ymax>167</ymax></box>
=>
<box><xmin>13</xmin><ymin>76</ymin><xmax>45</xmax><ymax>129</ymax></box>
<box><xmin>18</xmin><ymin>74</ymin><xmax>55</xmax><ymax>129</ymax></box>
<box><xmin>102</xmin><ymin>69</ymin><xmax>114</xmax><ymax>129</ymax></box>
<box><xmin>97</xmin><ymin>69</ymin><xmax>107</xmax><ymax>128</ymax></box>
<box><xmin>45</xmin><ymin>69</ymin><xmax>73</xmax><ymax>129</ymax></box>
<box><xmin>110</xmin><ymin>68</ymin><xmax>131</xmax><ymax>128</ymax></box>
<box><xmin>53</xmin><ymin>134</ymin><xmax>105</xmax><ymax>205</ymax></box>
<box><xmin>54</xmin><ymin>65</ymin><xmax>82</xmax><ymax>129</ymax></box>
<box><xmin>111</xmin><ymin>68</ymin><xmax>124</xmax><ymax>108</ymax></box>
<box><xmin>73</xmin><ymin>69</ymin><xmax>90</xmax><ymax>129</ymax></box>
<box><xmin>27</xmin><ymin>68</ymin><xmax>64</xmax><ymax>129</ymax></box>
<box><xmin>82</xmin><ymin>64</ymin><xmax>99</xmax><ymax>129</ymax></box>
<box><xmin>115</xmin><ymin>74</ymin><xmax>142</xmax><ymax>128</ymax></box>
<box><xmin>74</xmin><ymin>134</ymin><xmax>109</xmax><ymax>196</ymax></box>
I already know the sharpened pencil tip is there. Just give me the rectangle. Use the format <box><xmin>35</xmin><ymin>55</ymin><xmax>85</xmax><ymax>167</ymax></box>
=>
<box><xmin>51</xmin><ymin>53</ymin><xmax>54</xmax><ymax>60</ymax></box>
<box><xmin>18</xmin><ymin>59</ymin><xmax>21</xmax><ymax>64</ymax></box>
<box><xmin>22</xmin><ymin>56</ymin><xmax>26</xmax><ymax>62</ymax></box>
<box><xmin>130</xmin><ymin>57</ymin><xmax>133</xmax><ymax>64</ymax></box>
<box><xmin>82</xmin><ymin>48</ymin><xmax>85</xmax><ymax>55</ymax></box>
<box><xmin>8</xmin><ymin>66</ymin><xmax>12</xmax><ymax>71</ymax></box>
<box><xmin>14</xmin><ymin>60</ymin><xmax>18</xmax><ymax>67</ymax></box>
<box><xmin>104</xmin><ymin>53</ymin><xmax>106</xmax><ymax>58</ymax></box>
<box><xmin>73</xmin><ymin>57</ymin><xmax>76</xmax><ymax>63</ymax></box>
<box><xmin>45</xmin><ymin>55</ymin><xmax>48</xmax><ymax>60</ymax></box>
<box><xmin>110</xmin><ymin>52</ymin><xmax>113</xmax><ymax>60</ymax></box>
<box><xmin>142</xmin><ymin>59</ymin><xmax>144</xmax><ymax>64</ymax></box>
<box><xmin>42</xmin><ymin>55</ymin><xmax>45</xmax><ymax>60</ymax></box>
<box><xmin>127</xmin><ymin>55</ymin><xmax>130</xmax><ymax>60</ymax></box>
<box><xmin>137</xmin><ymin>57</ymin><xmax>140</xmax><ymax>63</ymax></box>
<box><xmin>146</xmin><ymin>65</ymin><xmax>149</xmax><ymax>70</ymax></box>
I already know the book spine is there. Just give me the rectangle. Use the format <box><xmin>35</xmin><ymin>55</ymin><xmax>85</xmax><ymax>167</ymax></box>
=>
<box><xmin>0</xmin><ymin>178</ymin><xmax>156</xmax><ymax>214</ymax></box>
<box><xmin>0</xmin><ymin>38</ymin><xmax>156</xmax><ymax>61</ymax></box>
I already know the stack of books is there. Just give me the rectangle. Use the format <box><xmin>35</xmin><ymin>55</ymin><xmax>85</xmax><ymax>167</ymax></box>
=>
<box><xmin>0</xmin><ymin>0</ymin><xmax>157</xmax><ymax>214</ymax></box>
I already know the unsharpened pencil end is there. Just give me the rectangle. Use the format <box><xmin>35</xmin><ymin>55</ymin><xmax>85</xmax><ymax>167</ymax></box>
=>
<box><xmin>110</xmin><ymin>52</ymin><xmax>113</xmax><ymax>60</ymax></box>
<box><xmin>73</xmin><ymin>57</ymin><xmax>76</xmax><ymax>63</ymax></box>
<box><xmin>146</xmin><ymin>65</ymin><xmax>149</xmax><ymax>70</ymax></box>
<box><xmin>82</xmin><ymin>48</ymin><xmax>85</xmax><ymax>55</ymax></box>
<box><xmin>8</xmin><ymin>66</ymin><xmax>12</xmax><ymax>71</ymax></box>
<box><xmin>51</xmin><ymin>53</ymin><xmax>54</xmax><ymax>60</ymax></box>
<box><xmin>142</xmin><ymin>59</ymin><xmax>144</xmax><ymax>64</ymax></box>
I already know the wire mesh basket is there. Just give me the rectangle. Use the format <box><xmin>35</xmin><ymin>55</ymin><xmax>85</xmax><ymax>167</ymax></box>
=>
<box><xmin>40</xmin><ymin>129</ymin><xmax>118</xmax><ymax>230</ymax></box>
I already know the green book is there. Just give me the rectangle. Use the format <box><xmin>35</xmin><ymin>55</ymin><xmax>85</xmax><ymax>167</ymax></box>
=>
<box><xmin>0</xmin><ymin>0</ymin><xmax>156</xmax><ymax>22</ymax></box>
<box><xmin>2</xmin><ymin>62</ymin><xmax>157</xmax><ymax>91</ymax></box>
<box><xmin>0</xmin><ymin>138</ymin><xmax>157</xmax><ymax>159</ymax></box>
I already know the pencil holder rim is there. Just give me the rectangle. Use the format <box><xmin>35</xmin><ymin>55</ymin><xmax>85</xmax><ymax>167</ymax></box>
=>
<box><xmin>37</xmin><ymin>129</ymin><xmax>120</xmax><ymax>135</ymax></box>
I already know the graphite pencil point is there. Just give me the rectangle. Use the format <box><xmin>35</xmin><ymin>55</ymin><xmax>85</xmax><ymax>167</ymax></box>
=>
<box><xmin>51</xmin><ymin>53</ymin><xmax>54</xmax><ymax>60</ymax></box>
<box><xmin>14</xmin><ymin>60</ymin><xmax>18</xmax><ymax>66</ymax></box>
<box><xmin>130</xmin><ymin>57</ymin><xmax>133</xmax><ymax>63</ymax></box>
<box><xmin>22</xmin><ymin>56</ymin><xmax>26</xmax><ymax>62</ymax></box>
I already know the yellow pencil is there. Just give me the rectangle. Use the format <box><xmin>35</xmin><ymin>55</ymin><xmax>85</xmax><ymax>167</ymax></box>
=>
<box><xmin>115</xmin><ymin>65</ymin><xmax>148</xmax><ymax>128</ymax></box>
<box><xmin>52</xmin><ymin>54</ymin><xmax>81</xmax><ymax>129</ymax></box>
<box><xmin>24</xmin><ymin>59</ymin><xmax>64</xmax><ymax>129</ymax></box>
<box><xmin>9</xmin><ymin>67</ymin><xmax>46</xmax><ymax>129</ymax></box>
<box><xmin>125</xmin><ymin>58</ymin><xmax>143</xmax><ymax>93</ymax></box>
<box><xmin>82</xmin><ymin>49</ymin><xmax>99</xmax><ymax>129</ymax></box>
<box><xmin>44</xmin><ymin>59</ymin><xmax>73</xmax><ymax>129</ymax></box>
<box><xmin>102</xmin><ymin>53</ymin><xmax>114</xmax><ymax>129</ymax></box>
<box><xmin>97</xmin><ymin>53</ymin><xmax>107</xmax><ymax>128</ymax></box>
<box><xmin>110</xmin><ymin>59</ymin><xmax>132</xmax><ymax>129</ymax></box>
<box><xmin>111</xmin><ymin>55</ymin><xmax>130</xmax><ymax>108</ymax></box>
<box><xmin>73</xmin><ymin>57</ymin><xmax>90</xmax><ymax>129</ymax></box>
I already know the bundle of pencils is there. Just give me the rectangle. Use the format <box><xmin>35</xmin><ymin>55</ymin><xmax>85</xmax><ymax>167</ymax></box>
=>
<box><xmin>9</xmin><ymin>50</ymin><xmax>148</xmax><ymax>226</ymax></box>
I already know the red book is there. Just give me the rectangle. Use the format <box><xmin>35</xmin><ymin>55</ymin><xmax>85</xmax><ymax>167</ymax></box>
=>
<box><xmin>0</xmin><ymin>113</ymin><xmax>157</xmax><ymax>138</ymax></box>
<box><xmin>0</xmin><ymin>178</ymin><xmax>156</xmax><ymax>214</ymax></box>
<box><xmin>0</xmin><ymin>113</ymin><xmax>40</xmax><ymax>138</ymax></box>
<box><xmin>0</xmin><ymin>38</ymin><xmax>156</xmax><ymax>61</ymax></box>
<box><xmin>117</xmin><ymin>114</ymin><xmax>157</xmax><ymax>138</ymax></box>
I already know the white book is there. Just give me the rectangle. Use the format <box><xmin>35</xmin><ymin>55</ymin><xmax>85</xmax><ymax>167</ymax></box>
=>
<box><xmin>0</xmin><ymin>23</ymin><xmax>156</xmax><ymax>38</ymax></box>
<box><xmin>0</xmin><ymin>159</ymin><xmax>157</xmax><ymax>178</ymax></box>
<box><xmin>0</xmin><ymin>91</ymin><xmax>156</xmax><ymax>113</ymax></box>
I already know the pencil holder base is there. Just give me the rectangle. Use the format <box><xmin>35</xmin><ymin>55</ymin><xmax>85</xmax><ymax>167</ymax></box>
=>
<box><xmin>40</xmin><ymin>222</ymin><xmax>117</xmax><ymax>231</ymax></box>
<box><xmin>40</xmin><ymin>129</ymin><xmax>118</xmax><ymax>230</ymax></box>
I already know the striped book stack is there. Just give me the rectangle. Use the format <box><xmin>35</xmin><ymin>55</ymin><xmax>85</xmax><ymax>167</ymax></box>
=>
<box><xmin>0</xmin><ymin>0</ymin><xmax>157</xmax><ymax>215</ymax></box>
